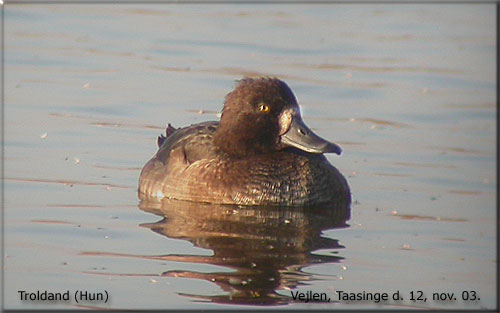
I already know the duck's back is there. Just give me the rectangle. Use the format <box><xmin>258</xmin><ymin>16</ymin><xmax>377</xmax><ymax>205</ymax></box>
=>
<box><xmin>138</xmin><ymin>122</ymin><xmax>350</xmax><ymax>207</ymax></box>
<box><xmin>139</xmin><ymin>121</ymin><xmax>219</xmax><ymax>199</ymax></box>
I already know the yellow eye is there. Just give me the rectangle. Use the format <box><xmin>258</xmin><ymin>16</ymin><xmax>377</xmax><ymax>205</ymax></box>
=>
<box><xmin>258</xmin><ymin>104</ymin><xmax>270</xmax><ymax>113</ymax></box>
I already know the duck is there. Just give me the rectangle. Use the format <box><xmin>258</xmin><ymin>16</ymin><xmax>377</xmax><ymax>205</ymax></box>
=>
<box><xmin>138</xmin><ymin>77</ymin><xmax>351</xmax><ymax>208</ymax></box>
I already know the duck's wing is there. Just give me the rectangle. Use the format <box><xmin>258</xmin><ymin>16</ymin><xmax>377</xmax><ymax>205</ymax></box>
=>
<box><xmin>155</xmin><ymin>121</ymin><xmax>219</xmax><ymax>165</ymax></box>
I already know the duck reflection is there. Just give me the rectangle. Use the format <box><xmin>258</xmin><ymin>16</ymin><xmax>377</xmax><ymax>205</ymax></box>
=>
<box><xmin>139</xmin><ymin>198</ymin><xmax>350</xmax><ymax>305</ymax></box>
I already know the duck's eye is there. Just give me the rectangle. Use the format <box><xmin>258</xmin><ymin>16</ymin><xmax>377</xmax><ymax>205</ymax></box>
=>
<box><xmin>258</xmin><ymin>104</ymin><xmax>270</xmax><ymax>113</ymax></box>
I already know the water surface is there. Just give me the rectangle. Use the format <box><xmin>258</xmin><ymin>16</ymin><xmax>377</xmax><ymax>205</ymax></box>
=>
<box><xmin>4</xmin><ymin>4</ymin><xmax>496</xmax><ymax>310</ymax></box>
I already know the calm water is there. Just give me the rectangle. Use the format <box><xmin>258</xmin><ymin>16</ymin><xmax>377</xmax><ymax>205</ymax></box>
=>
<box><xmin>4</xmin><ymin>4</ymin><xmax>496</xmax><ymax>310</ymax></box>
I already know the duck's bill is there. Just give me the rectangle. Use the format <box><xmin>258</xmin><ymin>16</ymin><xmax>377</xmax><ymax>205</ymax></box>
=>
<box><xmin>281</xmin><ymin>115</ymin><xmax>342</xmax><ymax>155</ymax></box>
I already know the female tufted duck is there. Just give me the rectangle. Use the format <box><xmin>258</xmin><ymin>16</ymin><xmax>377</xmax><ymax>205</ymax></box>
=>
<box><xmin>138</xmin><ymin>77</ymin><xmax>351</xmax><ymax>208</ymax></box>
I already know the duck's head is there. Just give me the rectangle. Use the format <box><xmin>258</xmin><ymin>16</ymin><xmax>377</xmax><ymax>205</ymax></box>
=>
<box><xmin>214</xmin><ymin>77</ymin><xmax>342</xmax><ymax>157</ymax></box>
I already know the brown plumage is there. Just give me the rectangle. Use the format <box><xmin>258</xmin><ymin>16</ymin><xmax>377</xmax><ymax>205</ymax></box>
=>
<box><xmin>139</xmin><ymin>77</ymin><xmax>350</xmax><ymax>208</ymax></box>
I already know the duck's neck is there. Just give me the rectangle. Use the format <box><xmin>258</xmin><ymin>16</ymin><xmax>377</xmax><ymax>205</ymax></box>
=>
<box><xmin>214</xmin><ymin>116</ymin><xmax>277</xmax><ymax>158</ymax></box>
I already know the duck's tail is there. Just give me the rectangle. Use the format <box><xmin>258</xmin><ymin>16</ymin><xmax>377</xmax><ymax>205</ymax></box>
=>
<box><xmin>157</xmin><ymin>123</ymin><xmax>178</xmax><ymax>147</ymax></box>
